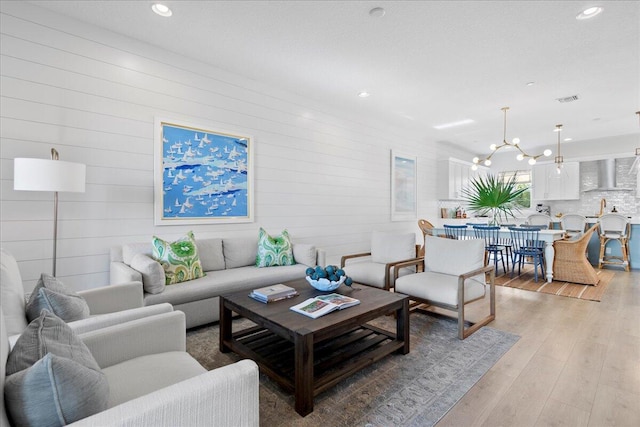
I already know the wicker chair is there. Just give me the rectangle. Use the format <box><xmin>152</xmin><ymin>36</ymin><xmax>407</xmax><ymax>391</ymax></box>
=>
<box><xmin>417</xmin><ymin>219</ymin><xmax>435</xmax><ymax>257</ymax></box>
<box><xmin>552</xmin><ymin>224</ymin><xmax>599</xmax><ymax>285</ymax></box>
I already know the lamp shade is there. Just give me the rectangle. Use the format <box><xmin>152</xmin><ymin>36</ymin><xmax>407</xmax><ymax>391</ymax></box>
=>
<box><xmin>14</xmin><ymin>158</ymin><xmax>86</xmax><ymax>193</ymax></box>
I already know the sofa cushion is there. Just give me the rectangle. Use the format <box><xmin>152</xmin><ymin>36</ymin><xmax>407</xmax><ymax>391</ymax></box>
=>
<box><xmin>196</xmin><ymin>238</ymin><xmax>225</xmax><ymax>271</ymax></box>
<box><xmin>103</xmin><ymin>351</ymin><xmax>205</xmax><ymax>408</ymax></box>
<box><xmin>7</xmin><ymin>310</ymin><xmax>100</xmax><ymax>375</ymax></box>
<box><xmin>122</xmin><ymin>242</ymin><xmax>153</xmax><ymax>266</ymax></box>
<box><xmin>25</xmin><ymin>274</ymin><xmax>90</xmax><ymax>323</ymax></box>
<box><xmin>223</xmin><ymin>237</ymin><xmax>258</xmax><ymax>269</ymax></box>
<box><xmin>152</xmin><ymin>231</ymin><xmax>205</xmax><ymax>285</ymax></box>
<box><xmin>424</xmin><ymin>236</ymin><xmax>485</xmax><ymax>277</ymax></box>
<box><xmin>292</xmin><ymin>243</ymin><xmax>317</xmax><ymax>267</ymax></box>
<box><xmin>144</xmin><ymin>264</ymin><xmax>309</xmax><ymax>307</ymax></box>
<box><xmin>343</xmin><ymin>261</ymin><xmax>414</xmax><ymax>289</ymax></box>
<box><xmin>395</xmin><ymin>271</ymin><xmax>486</xmax><ymax>307</ymax></box>
<box><xmin>256</xmin><ymin>228</ymin><xmax>295</xmax><ymax>267</ymax></box>
<box><xmin>0</xmin><ymin>248</ymin><xmax>28</xmax><ymax>336</ymax></box>
<box><xmin>130</xmin><ymin>253</ymin><xmax>166</xmax><ymax>294</ymax></box>
<box><xmin>371</xmin><ymin>231</ymin><xmax>416</xmax><ymax>264</ymax></box>
<box><xmin>5</xmin><ymin>353</ymin><xmax>109</xmax><ymax>427</ymax></box>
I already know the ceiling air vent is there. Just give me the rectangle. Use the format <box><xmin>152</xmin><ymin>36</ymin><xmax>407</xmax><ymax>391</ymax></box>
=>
<box><xmin>556</xmin><ymin>95</ymin><xmax>580</xmax><ymax>103</ymax></box>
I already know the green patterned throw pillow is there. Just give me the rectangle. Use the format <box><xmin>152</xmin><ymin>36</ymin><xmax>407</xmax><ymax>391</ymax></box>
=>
<box><xmin>152</xmin><ymin>231</ymin><xmax>205</xmax><ymax>285</ymax></box>
<box><xmin>256</xmin><ymin>228</ymin><xmax>296</xmax><ymax>268</ymax></box>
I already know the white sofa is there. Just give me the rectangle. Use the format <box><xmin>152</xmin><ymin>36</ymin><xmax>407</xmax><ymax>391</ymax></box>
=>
<box><xmin>1</xmin><ymin>307</ymin><xmax>259</xmax><ymax>427</ymax></box>
<box><xmin>111</xmin><ymin>236</ymin><xmax>325</xmax><ymax>328</ymax></box>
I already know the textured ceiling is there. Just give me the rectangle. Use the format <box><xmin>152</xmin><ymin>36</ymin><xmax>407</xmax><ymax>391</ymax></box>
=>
<box><xmin>28</xmin><ymin>0</ymin><xmax>640</xmax><ymax>153</ymax></box>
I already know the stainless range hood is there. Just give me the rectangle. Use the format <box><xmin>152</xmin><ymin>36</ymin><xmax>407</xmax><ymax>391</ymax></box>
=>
<box><xmin>584</xmin><ymin>158</ymin><xmax>633</xmax><ymax>191</ymax></box>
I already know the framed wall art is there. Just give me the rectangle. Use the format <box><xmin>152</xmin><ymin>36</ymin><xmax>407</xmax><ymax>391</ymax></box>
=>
<box><xmin>391</xmin><ymin>150</ymin><xmax>417</xmax><ymax>222</ymax></box>
<box><xmin>154</xmin><ymin>117</ymin><xmax>254</xmax><ymax>225</ymax></box>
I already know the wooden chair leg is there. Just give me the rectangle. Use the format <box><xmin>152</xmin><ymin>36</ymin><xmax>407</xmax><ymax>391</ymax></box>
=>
<box><xmin>598</xmin><ymin>237</ymin><xmax>606</xmax><ymax>268</ymax></box>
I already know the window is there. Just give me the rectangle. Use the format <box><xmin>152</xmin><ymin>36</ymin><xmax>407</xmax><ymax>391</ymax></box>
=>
<box><xmin>499</xmin><ymin>170</ymin><xmax>531</xmax><ymax>209</ymax></box>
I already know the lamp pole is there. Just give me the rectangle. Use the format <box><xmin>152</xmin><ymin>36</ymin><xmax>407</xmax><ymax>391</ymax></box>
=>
<box><xmin>51</xmin><ymin>148</ymin><xmax>60</xmax><ymax>276</ymax></box>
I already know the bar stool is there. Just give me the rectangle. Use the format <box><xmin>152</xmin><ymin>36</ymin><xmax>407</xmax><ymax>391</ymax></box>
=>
<box><xmin>598</xmin><ymin>213</ymin><xmax>630</xmax><ymax>271</ymax></box>
<box><xmin>560</xmin><ymin>214</ymin><xmax>587</xmax><ymax>239</ymax></box>
<box><xmin>526</xmin><ymin>214</ymin><xmax>552</xmax><ymax>229</ymax></box>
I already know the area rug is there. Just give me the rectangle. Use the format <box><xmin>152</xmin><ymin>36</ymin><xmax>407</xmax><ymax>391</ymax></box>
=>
<box><xmin>494</xmin><ymin>266</ymin><xmax>615</xmax><ymax>302</ymax></box>
<box><xmin>186</xmin><ymin>314</ymin><xmax>519</xmax><ymax>426</ymax></box>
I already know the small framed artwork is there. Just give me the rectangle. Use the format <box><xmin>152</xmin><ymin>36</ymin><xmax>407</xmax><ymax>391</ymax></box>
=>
<box><xmin>391</xmin><ymin>151</ymin><xmax>417</xmax><ymax>222</ymax></box>
<box><xmin>154</xmin><ymin>117</ymin><xmax>254</xmax><ymax>225</ymax></box>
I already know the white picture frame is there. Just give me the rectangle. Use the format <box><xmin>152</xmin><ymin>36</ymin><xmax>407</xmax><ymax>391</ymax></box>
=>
<box><xmin>391</xmin><ymin>151</ymin><xmax>417</xmax><ymax>222</ymax></box>
<box><xmin>154</xmin><ymin>117</ymin><xmax>254</xmax><ymax>225</ymax></box>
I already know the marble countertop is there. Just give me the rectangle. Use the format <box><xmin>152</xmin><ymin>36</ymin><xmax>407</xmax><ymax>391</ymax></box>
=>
<box><xmin>437</xmin><ymin>216</ymin><xmax>640</xmax><ymax>226</ymax></box>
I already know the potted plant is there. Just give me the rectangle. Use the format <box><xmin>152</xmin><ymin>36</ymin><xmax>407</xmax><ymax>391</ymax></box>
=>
<box><xmin>461</xmin><ymin>173</ymin><xmax>526</xmax><ymax>226</ymax></box>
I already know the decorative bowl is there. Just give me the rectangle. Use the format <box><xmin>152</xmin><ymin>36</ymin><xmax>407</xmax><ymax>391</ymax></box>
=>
<box><xmin>305</xmin><ymin>275</ymin><xmax>346</xmax><ymax>292</ymax></box>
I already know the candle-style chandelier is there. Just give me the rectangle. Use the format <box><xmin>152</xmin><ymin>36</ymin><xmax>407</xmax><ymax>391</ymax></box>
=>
<box><xmin>472</xmin><ymin>107</ymin><xmax>552</xmax><ymax>169</ymax></box>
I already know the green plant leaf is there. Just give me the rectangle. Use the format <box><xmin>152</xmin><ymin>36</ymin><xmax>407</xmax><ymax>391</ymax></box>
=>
<box><xmin>461</xmin><ymin>173</ymin><xmax>526</xmax><ymax>224</ymax></box>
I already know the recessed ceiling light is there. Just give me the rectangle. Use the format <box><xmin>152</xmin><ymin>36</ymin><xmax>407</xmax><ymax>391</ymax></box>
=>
<box><xmin>369</xmin><ymin>7</ymin><xmax>386</xmax><ymax>18</ymax></box>
<box><xmin>526</xmin><ymin>81</ymin><xmax>535</xmax><ymax>86</ymax></box>
<box><xmin>358</xmin><ymin>91</ymin><xmax>370</xmax><ymax>98</ymax></box>
<box><xmin>564</xmin><ymin>137</ymin><xmax>573</xmax><ymax>141</ymax></box>
<box><xmin>433</xmin><ymin>119</ymin><xmax>474</xmax><ymax>130</ymax></box>
<box><xmin>152</xmin><ymin>3</ymin><xmax>172</xmax><ymax>17</ymax></box>
<box><xmin>576</xmin><ymin>6</ymin><xmax>603</xmax><ymax>20</ymax></box>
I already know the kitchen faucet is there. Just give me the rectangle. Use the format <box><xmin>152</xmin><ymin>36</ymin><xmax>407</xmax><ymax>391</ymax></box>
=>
<box><xmin>599</xmin><ymin>198</ymin><xmax>607</xmax><ymax>216</ymax></box>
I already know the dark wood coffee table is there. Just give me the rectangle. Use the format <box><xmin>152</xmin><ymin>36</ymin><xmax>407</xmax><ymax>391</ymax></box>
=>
<box><xmin>219</xmin><ymin>278</ymin><xmax>409</xmax><ymax>416</ymax></box>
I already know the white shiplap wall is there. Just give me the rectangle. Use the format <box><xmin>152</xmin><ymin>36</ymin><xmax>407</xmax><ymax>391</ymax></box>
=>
<box><xmin>0</xmin><ymin>2</ymin><xmax>454</xmax><ymax>292</ymax></box>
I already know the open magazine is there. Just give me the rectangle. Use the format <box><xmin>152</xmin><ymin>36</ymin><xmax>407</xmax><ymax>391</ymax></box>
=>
<box><xmin>290</xmin><ymin>293</ymin><xmax>360</xmax><ymax>319</ymax></box>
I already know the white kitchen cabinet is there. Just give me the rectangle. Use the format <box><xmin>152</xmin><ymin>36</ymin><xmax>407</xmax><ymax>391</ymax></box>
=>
<box><xmin>531</xmin><ymin>161</ymin><xmax>580</xmax><ymax>200</ymax></box>
<box><xmin>437</xmin><ymin>158</ymin><xmax>488</xmax><ymax>200</ymax></box>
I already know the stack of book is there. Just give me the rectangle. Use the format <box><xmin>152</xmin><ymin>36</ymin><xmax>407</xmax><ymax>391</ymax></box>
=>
<box><xmin>249</xmin><ymin>283</ymin><xmax>298</xmax><ymax>303</ymax></box>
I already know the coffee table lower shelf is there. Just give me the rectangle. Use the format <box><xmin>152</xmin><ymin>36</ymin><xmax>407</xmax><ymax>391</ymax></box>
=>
<box><xmin>223</xmin><ymin>323</ymin><xmax>404</xmax><ymax>405</ymax></box>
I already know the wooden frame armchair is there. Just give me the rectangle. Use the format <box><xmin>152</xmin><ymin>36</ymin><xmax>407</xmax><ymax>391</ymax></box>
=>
<box><xmin>394</xmin><ymin>236</ymin><xmax>495</xmax><ymax>339</ymax></box>
<box><xmin>341</xmin><ymin>231</ymin><xmax>422</xmax><ymax>291</ymax></box>
<box><xmin>553</xmin><ymin>224</ymin><xmax>600</xmax><ymax>285</ymax></box>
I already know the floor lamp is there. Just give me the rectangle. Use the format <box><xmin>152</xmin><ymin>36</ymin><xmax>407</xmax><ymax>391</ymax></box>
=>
<box><xmin>14</xmin><ymin>148</ymin><xmax>86</xmax><ymax>276</ymax></box>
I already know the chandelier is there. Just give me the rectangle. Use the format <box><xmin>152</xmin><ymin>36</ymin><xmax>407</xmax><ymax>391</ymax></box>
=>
<box><xmin>472</xmin><ymin>107</ymin><xmax>552</xmax><ymax>169</ymax></box>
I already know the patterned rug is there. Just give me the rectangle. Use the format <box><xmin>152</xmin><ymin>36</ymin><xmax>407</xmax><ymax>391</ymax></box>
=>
<box><xmin>186</xmin><ymin>314</ymin><xmax>519</xmax><ymax>426</ymax></box>
<box><xmin>494</xmin><ymin>265</ymin><xmax>615</xmax><ymax>302</ymax></box>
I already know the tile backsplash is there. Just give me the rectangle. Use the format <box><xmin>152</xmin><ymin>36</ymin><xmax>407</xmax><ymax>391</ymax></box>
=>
<box><xmin>546</xmin><ymin>157</ymin><xmax>638</xmax><ymax>217</ymax></box>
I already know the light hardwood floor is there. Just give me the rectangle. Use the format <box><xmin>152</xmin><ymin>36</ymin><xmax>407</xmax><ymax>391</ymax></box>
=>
<box><xmin>437</xmin><ymin>269</ymin><xmax>640</xmax><ymax>427</ymax></box>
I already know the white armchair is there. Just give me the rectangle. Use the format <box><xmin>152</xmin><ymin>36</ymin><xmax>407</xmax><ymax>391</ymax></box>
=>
<box><xmin>1</xmin><ymin>308</ymin><xmax>260</xmax><ymax>427</ymax></box>
<box><xmin>1</xmin><ymin>248</ymin><xmax>172</xmax><ymax>348</ymax></box>
<box><xmin>341</xmin><ymin>231</ymin><xmax>420</xmax><ymax>290</ymax></box>
<box><xmin>394</xmin><ymin>236</ymin><xmax>495</xmax><ymax>339</ymax></box>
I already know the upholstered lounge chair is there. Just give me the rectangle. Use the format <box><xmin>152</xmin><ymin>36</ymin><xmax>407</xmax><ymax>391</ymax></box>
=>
<box><xmin>1</xmin><ymin>307</ymin><xmax>259</xmax><ymax>426</ymax></box>
<box><xmin>1</xmin><ymin>248</ymin><xmax>171</xmax><ymax>348</ymax></box>
<box><xmin>341</xmin><ymin>231</ymin><xmax>421</xmax><ymax>290</ymax></box>
<box><xmin>553</xmin><ymin>224</ymin><xmax>600</xmax><ymax>285</ymax></box>
<box><xmin>393</xmin><ymin>236</ymin><xmax>495</xmax><ymax>339</ymax></box>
